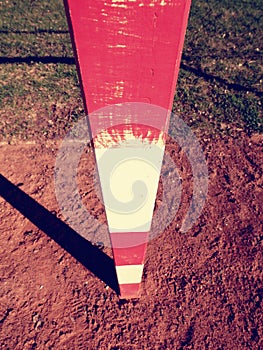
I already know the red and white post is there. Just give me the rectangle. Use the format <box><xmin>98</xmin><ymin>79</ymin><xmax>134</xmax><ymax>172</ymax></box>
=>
<box><xmin>64</xmin><ymin>0</ymin><xmax>191</xmax><ymax>299</ymax></box>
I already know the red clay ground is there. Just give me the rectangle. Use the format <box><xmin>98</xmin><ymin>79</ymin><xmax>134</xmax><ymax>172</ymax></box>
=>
<box><xmin>0</xmin><ymin>132</ymin><xmax>262</xmax><ymax>349</ymax></box>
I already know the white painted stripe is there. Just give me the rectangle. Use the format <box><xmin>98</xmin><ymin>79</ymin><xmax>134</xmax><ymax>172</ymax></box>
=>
<box><xmin>116</xmin><ymin>264</ymin><xmax>144</xmax><ymax>284</ymax></box>
<box><xmin>95</xmin><ymin>142</ymin><xmax>164</xmax><ymax>232</ymax></box>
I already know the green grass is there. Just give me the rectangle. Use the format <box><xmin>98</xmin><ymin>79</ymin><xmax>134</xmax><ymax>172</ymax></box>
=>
<box><xmin>0</xmin><ymin>0</ymin><xmax>262</xmax><ymax>142</ymax></box>
<box><xmin>174</xmin><ymin>0</ymin><xmax>262</xmax><ymax>135</ymax></box>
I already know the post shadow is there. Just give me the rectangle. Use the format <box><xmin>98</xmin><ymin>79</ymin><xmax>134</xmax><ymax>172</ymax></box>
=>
<box><xmin>0</xmin><ymin>55</ymin><xmax>261</xmax><ymax>97</ymax></box>
<box><xmin>0</xmin><ymin>56</ymin><xmax>75</xmax><ymax>65</ymax></box>
<box><xmin>0</xmin><ymin>174</ymin><xmax>119</xmax><ymax>295</ymax></box>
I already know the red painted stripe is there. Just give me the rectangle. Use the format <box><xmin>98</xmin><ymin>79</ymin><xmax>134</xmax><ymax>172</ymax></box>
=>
<box><xmin>119</xmin><ymin>283</ymin><xmax>141</xmax><ymax>299</ymax></box>
<box><xmin>64</xmin><ymin>0</ymin><xmax>191</xmax><ymax>115</ymax></box>
<box><xmin>114</xmin><ymin>247</ymin><xmax>146</xmax><ymax>266</ymax></box>
<box><xmin>111</xmin><ymin>232</ymin><xmax>148</xmax><ymax>265</ymax></box>
<box><xmin>110</xmin><ymin>232</ymin><xmax>149</xmax><ymax>248</ymax></box>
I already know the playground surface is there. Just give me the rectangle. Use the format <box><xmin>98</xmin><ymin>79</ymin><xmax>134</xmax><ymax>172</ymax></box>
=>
<box><xmin>0</xmin><ymin>0</ymin><xmax>262</xmax><ymax>348</ymax></box>
<box><xmin>0</xmin><ymin>131</ymin><xmax>262</xmax><ymax>349</ymax></box>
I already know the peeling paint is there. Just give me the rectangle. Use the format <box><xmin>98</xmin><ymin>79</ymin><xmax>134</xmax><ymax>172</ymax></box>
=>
<box><xmin>103</xmin><ymin>0</ymin><xmax>173</xmax><ymax>9</ymax></box>
<box><xmin>114</xmin><ymin>81</ymin><xmax>125</xmax><ymax>98</ymax></box>
<box><xmin>117</xmin><ymin>30</ymin><xmax>141</xmax><ymax>39</ymax></box>
<box><xmin>111</xmin><ymin>3</ymin><xmax>128</xmax><ymax>8</ymax></box>
<box><xmin>93</xmin><ymin>124</ymin><xmax>165</xmax><ymax>148</ymax></box>
<box><xmin>108</xmin><ymin>44</ymin><xmax>127</xmax><ymax>48</ymax></box>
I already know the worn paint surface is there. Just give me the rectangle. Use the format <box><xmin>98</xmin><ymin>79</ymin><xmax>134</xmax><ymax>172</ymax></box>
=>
<box><xmin>93</xmin><ymin>123</ymin><xmax>165</xmax><ymax>148</ymax></box>
<box><xmin>64</xmin><ymin>0</ymin><xmax>191</xmax><ymax>116</ymax></box>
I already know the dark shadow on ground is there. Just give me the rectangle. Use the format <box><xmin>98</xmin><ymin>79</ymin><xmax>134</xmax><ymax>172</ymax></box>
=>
<box><xmin>181</xmin><ymin>54</ymin><xmax>263</xmax><ymax>97</ymax></box>
<box><xmin>0</xmin><ymin>174</ymin><xmax>119</xmax><ymax>295</ymax></box>
<box><xmin>0</xmin><ymin>55</ymin><xmax>261</xmax><ymax>97</ymax></box>
<box><xmin>0</xmin><ymin>29</ymin><xmax>69</xmax><ymax>34</ymax></box>
<box><xmin>180</xmin><ymin>62</ymin><xmax>263</xmax><ymax>97</ymax></box>
<box><xmin>0</xmin><ymin>56</ymin><xmax>75</xmax><ymax>65</ymax></box>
